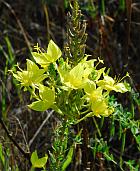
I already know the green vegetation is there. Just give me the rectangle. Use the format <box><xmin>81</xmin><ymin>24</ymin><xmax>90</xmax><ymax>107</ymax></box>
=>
<box><xmin>0</xmin><ymin>0</ymin><xmax>140</xmax><ymax>170</ymax></box>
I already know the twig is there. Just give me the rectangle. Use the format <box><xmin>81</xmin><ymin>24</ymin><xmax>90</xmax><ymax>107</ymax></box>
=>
<box><xmin>1</xmin><ymin>0</ymin><xmax>31</xmax><ymax>51</ymax></box>
<box><xmin>13</xmin><ymin>116</ymin><xmax>30</xmax><ymax>153</ymax></box>
<box><xmin>0</xmin><ymin>118</ymin><xmax>30</xmax><ymax>161</ymax></box>
<box><xmin>93</xmin><ymin>117</ymin><xmax>102</xmax><ymax>137</ymax></box>
<box><xmin>29</xmin><ymin>110</ymin><xmax>54</xmax><ymax>147</ymax></box>
<box><xmin>43</xmin><ymin>4</ymin><xmax>50</xmax><ymax>42</ymax></box>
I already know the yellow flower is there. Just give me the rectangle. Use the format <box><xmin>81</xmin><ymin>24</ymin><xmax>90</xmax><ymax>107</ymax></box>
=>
<box><xmin>28</xmin><ymin>84</ymin><xmax>55</xmax><ymax>111</ymax></box>
<box><xmin>58</xmin><ymin>60</ymin><xmax>94</xmax><ymax>89</ymax></box>
<box><xmin>13</xmin><ymin>59</ymin><xmax>47</xmax><ymax>87</ymax></box>
<box><xmin>32</xmin><ymin>40</ymin><xmax>62</xmax><ymax>68</ymax></box>
<box><xmin>97</xmin><ymin>75</ymin><xmax>128</xmax><ymax>93</ymax></box>
<box><xmin>84</xmin><ymin>81</ymin><xmax>113</xmax><ymax>117</ymax></box>
<box><xmin>91</xmin><ymin>99</ymin><xmax>114</xmax><ymax>117</ymax></box>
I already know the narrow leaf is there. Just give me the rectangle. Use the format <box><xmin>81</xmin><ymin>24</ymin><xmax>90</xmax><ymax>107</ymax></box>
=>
<box><xmin>62</xmin><ymin>146</ymin><xmax>74</xmax><ymax>171</ymax></box>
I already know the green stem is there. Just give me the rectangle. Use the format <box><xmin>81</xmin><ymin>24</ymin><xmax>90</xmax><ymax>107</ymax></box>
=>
<box><xmin>93</xmin><ymin>117</ymin><xmax>102</xmax><ymax>137</ymax></box>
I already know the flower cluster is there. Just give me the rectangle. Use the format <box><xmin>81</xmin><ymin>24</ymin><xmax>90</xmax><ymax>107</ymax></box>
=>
<box><xmin>12</xmin><ymin>40</ymin><xmax>129</xmax><ymax>118</ymax></box>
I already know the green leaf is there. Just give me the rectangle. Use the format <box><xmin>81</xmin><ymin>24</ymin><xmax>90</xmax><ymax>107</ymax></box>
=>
<box><xmin>47</xmin><ymin>40</ymin><xmax>62</xmax><ymax>62</ymax></box>
<box><xmin>62</xmin><ymin>146</ymin><xmax>74</xmax><ymax>171</ymax></box>
<box><xmin>104</xmin><ymin>153</ymin><xmax>117</xmax><ymax>164</ymax></box>
<box><xmin>51</xmin><ymin>104</ymin><xmax>63</xmax><ymax>115</ymax></box>
<box><xmin>121</xmin><ymin>132</ymin><xmax>126</xmax><ymax>154</ymax></box>
<box><xmin>101</xmin><ymin>0</ymin><xmax>105</xmax><ymax>15</ymax></box>
<box><xmin>0</xmin><ymin>143</ymin><xmax>5</xmax><ymax>165</ymax></box>
<box><xmin>76</xmin><ymin>112</ymin><xmax>93</xmax><ymax>123</ymax></box>
<box><xmin>135</xmin><ymin>135</ymin><xmax>140</xmax><ymax>145</ymax></box>
<box><xmin>119</xmin><ymin>0</ymin><xmax>125</xmax><ymax>11</ymax></box>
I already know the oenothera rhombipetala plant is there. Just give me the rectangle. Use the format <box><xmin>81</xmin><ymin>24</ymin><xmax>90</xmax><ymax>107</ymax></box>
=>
<box><xmin>12</xmin><ymin>40</ymin><xmax>129</xmax><ymax>120</ymax></box>
<box><xmin>12</xmin><ymin>40</ymin><xmax>129</xmax><ymax>169</ymax></box>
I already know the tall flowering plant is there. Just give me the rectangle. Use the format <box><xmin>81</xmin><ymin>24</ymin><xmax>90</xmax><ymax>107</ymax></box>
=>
<box><xmin>12</xmin><ymin>40</ymin><xmax>129</xmax><ymax>122</ymax></box>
